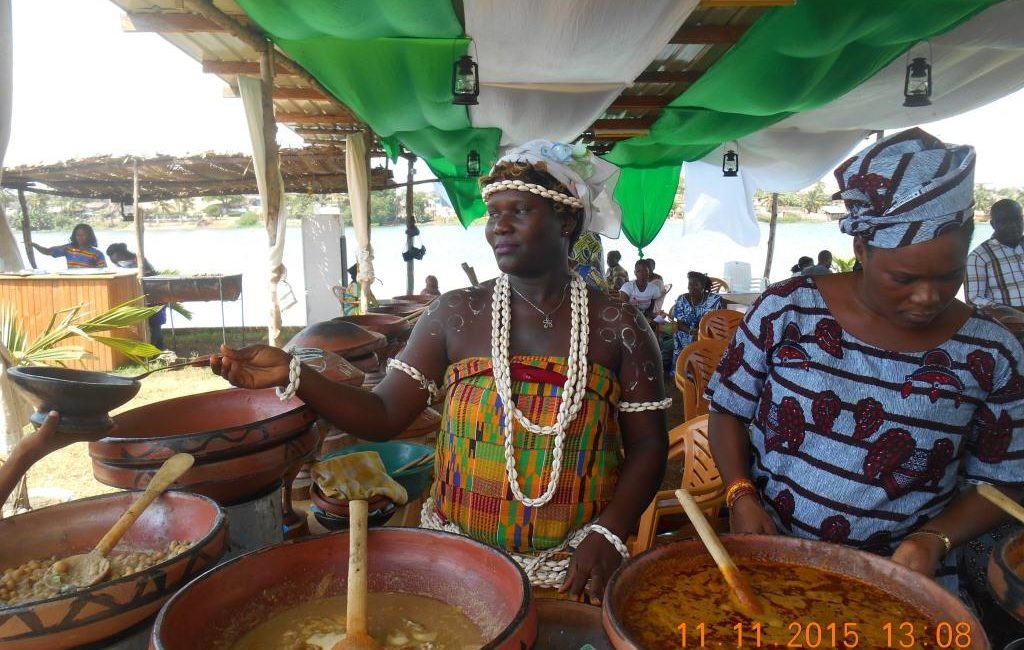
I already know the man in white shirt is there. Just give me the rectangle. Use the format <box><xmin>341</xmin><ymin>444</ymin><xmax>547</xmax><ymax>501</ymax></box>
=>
<box><xmin>966</xmin><ymin>199</ymin><xmax>1024</xmax><ymax>326</ymax></box>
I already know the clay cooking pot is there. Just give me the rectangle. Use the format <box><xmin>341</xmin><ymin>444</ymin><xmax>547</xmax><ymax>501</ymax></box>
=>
<box><xmin>0</xmin><ymin>491</ymin><xmax>226</xmax><ymax>650</ymax></box>
<box><xmin>602</xmin><ymin>534</ymin><xmax>990</xmax><ymax>650</ymax></box>
<box><xmin>989</xmin><ymin>527</ymin><xmax>1024</xmax><ymax>623</ymax></box>
<box><xmin>286</xmin><ymin>320</ymin><xmax>385</xmax><ymax>359</ymax></box>
<box><xmin>150</xmin><ymin>528</ymin><xmax>536</xmax><ymax>649</ymax></box>
<box><xmin>6</xmin><ymin>366</ymin><xmax>140</xmax><ymax>433</ymax></box>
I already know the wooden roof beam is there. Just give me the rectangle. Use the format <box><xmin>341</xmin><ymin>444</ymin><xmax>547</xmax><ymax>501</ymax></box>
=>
<box><xmin>591</xmin><ymin>118</ymin><xmax>657</xmax><ymax>131</ymax></box>
<box><xmin>275</xmin><ymin>113</ymin><xmax>358</xmax><ymax>125</ymax></box>
<box><xmin>121</xmin><ymin>11</ymin><xmax>244</xmax><ymax>33</ymax></box>
<box><xmin>607</xmin><ymin>95</ymin><xmax>671</xmax><ymax>111</ymax></box>
<box><xmin>202</xmin><ymin>60</ymin><xmax>291</xmax><ymax>76</ymax></box>
<box><xmin>223</xmin><ymin>85</ymin><xmax>331</xmax><ymax>101</ymax></box>
<box><xmin>634</xmin><ymin>69</ymin><xmax>704</xmax><ymax>84</ymax></box>
<box><xmin>670</xmin><ymin>24</ymin><xmax>748</xmax><ymax>44</ymax></box>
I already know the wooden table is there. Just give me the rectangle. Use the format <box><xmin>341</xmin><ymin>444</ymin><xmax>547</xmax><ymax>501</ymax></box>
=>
<box><xmin>0</xmin><ymin>270</ymin><xmax>143</xmax><ymax>371</ymax></box>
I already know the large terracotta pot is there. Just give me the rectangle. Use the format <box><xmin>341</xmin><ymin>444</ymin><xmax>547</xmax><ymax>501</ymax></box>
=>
<box><xmin>338</xmin><ymin>313</ymin><xmax>413</xmax><ymax>341</ymax></box>
<box><xmin>150</xmin><ymin>529</ymin><xmax>537</xmax><ymax>649</ymax></box>
<box><xmin>391</xmin><ymin>294</ymin><xmax>436</xmax><ymax>304</ymax></box>
<box><xmin>0</xmin><ymin>492</ymin><xmax>226</xmax><ymax>650</ymax></box>
<box><xmin>93</xmin><ymin>388</ymin><xmax>315</xmax><ymax>466</ymax></box>
<box><xmin>92</xmin><ymin>423</ymin><xmax>320</xmax><ymax>505</ymax></box>
<box><xmin>602</xmin><ymin>535</ymin><xmax>989</xmax><ymax>650</ymax></box>
<box><xmin>395</xmin><ymin>406</ymin><xmax>441</xmax><ymax>440</ymax></box>
<box><xmin>370</xmin><ymin>299</ymin><xmax>422</xmax><ymax>317</ymax></box>
<box><xmin>989</xmin><ymin>528</ymin><xmax>1024</xmax><ymax>623</ymax></box>
<box><xmin>286</xmin><ymin>319</ymin><xmax>385</xmax><ymax>358</ymax></box>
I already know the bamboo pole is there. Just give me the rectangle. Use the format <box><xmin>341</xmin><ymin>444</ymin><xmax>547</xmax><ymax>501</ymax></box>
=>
<box><xmin>358</xmin><ymin>146</ymin><xmax>371</xmax><ymax>315</ymax></box>
<box><xmin>762</xmin><ymin>192</ymin><xmax>778</xmax><ymax>283</ymax></box>
<box><xmin>405</xmin><ymin>155</ymin><xmax>415</xmax><ymax>295</ymax></box>
<box><xmin>16</xmin><ymin>188</ymin><xmax>35</xmax><ymax>268</ymax></box>
<box><xmin>261</xmin><ymin>41</ymin><xmax>284</xmax><ymax>348</ymax></box>
<box><xmin>133</xmin><ymin>159</ymin><xmax>149</xmax><ymax>344</ymax></box>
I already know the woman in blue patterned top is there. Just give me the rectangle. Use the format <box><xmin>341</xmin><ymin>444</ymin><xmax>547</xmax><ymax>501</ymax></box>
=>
<box><xmin>706</xmin><ymin>129</ymin><xmax>1023</xmax><ymax>597</ymax></box>
<box><xmin>670</xmin><ymin>271</ymin><xmax>723</xmax><ymax>365</ymax></box>
<box><xmin>33</xmin><ymin>223</ymin><xmax>106</xmax><ymax>268</ymax></box>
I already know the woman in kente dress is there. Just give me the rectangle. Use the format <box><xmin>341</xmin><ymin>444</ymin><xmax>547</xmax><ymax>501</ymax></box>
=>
<box><xmin>706</xmin><ymin>129</ymin><xmax>1024</xmax><ymax>599</ymax></box>
<box><xmin>211</xmin><ymin>140</ymin><xmax>670</xmax><ymax>601</ymax></box>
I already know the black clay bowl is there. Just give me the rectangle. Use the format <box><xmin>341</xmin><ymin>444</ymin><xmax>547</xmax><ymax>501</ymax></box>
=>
<box><xmin>6</xmin><ymin>366</ymin><xmax>140</xmax><ymax>435</ymax></box>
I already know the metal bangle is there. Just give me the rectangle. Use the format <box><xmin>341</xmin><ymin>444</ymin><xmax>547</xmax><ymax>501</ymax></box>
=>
<box><xmin>905</xmin><ymin>528</ymin><xmax>952</xmax><ymax>555</ymax></box>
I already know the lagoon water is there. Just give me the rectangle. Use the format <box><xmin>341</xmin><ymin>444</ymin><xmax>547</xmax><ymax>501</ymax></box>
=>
<box><xmin>30</xmin><ymin>220</ymin><xmax>994</xmax><ymax>328</ymax></box>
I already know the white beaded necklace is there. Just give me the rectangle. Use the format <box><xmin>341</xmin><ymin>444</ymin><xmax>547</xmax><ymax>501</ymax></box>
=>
<box><xmin>491</xmin><ymin>272</ymin><xmax>589</xmax><ymax>507</ymax></box>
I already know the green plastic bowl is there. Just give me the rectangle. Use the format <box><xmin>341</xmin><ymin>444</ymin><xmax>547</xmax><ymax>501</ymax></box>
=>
<box><xmin>319</xmin><ymin>441</ymin><xmax>435</xmax><ymax>503</ymax></box>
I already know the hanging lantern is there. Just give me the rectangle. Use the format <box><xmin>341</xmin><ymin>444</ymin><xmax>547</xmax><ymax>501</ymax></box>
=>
<box><xmin>402</xmin><ymin>225</ymin><xmax>426</xmax><ymax>262</ymax></box>
<box><xmin>722</xmin><ymin>149</ymin><xmax>739</xmax><ymax>177</ymax></box>
<box><xmin>903</xmin><ymin>56</ymin><xmax>932</xmax><ymax>107</ymax></box>
<box><xmin>466</xmin><ymin>150</ymin><xmax>481</xmax><ymax>177</ymax></box>
<box><xmin>119</xmin><ymin>196</ymin><xmax>135</xmax><ymax>222</ymax></box>
<box><xmin>451</xmin><ymin>54</ymin><xmax>479</xmax><ymax>106</ymax></box>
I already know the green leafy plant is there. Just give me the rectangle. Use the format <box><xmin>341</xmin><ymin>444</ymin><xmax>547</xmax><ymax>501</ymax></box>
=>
<box><xmin>0</xmin><ymin>299</ymin><xmax>163</xmax><ymax>367</ymax></box>
<box><xmin>833</xmin><ymin>256</ymin><xmax>857</xmax><ymax>272</ymax></box>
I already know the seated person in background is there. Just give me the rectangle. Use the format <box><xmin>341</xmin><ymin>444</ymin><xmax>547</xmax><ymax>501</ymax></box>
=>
<box><xmin>619</xmin><ymin>260</ymin><xmax>662</xmax><ymax>319</ymax></box>
<box><xmin>643</xmin><ymin>258</ymin><xmax>671</xmax><ymax>312</ymax></box>
<box><xmin>670</xmin><ymin>271</ymin><xmax>724</xmax><ymax>366</ymax></box>
<box><xmin>966</xmin><ymin>199</ymin><xmax>1024</xmax><ymax>330</ymax></box>
<box><xmin>106</xmin><ymin>243</ymin><xmax>165</xmax><ymax>350</ymax></box>
<box><xmin>571</xmin><ymin>232</ymin><xmax>611</xmax><ymax>292</ymax></box>
<box><xmin>790</xmin><ymin>256</ymin><xmax>813</xmax><ymax>276</ymax></box>
<box><xmin>605</xmin><ymin>250</ymin><xmax>629</xmax><ymax>291</ymax></box>
<box><xmin>803</xmin><ymin>249</ymin><xmax>833</xmax><ymax>275</ymax></box>
<box><xmin>33</xmin><ymin>223</ymin><xmax>106</xmax><ymax>269</ymax></box>
<box><xmin>421</xmin><ymin>275</ymin><xmax>441</xmax><ymax>297</ymax></box>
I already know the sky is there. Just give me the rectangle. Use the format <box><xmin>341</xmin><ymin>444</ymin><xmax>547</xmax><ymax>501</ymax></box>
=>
<box><xmin>4</xmin><ymin>0</ymin><xmax>1024</xmax><ymax>188</ymax></box>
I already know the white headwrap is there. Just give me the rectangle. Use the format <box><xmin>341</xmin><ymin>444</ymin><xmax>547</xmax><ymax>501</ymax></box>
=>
<box><xmin>483</xmin><ymin>139</ymin><xmax>622</xmax><ymax>239</ymax></box>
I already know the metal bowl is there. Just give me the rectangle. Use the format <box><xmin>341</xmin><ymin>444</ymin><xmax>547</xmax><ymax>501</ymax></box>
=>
<box><xmin>6</xmin><ymin>366</ymin><xmax>140</xmax><ymax>434</ymax></box>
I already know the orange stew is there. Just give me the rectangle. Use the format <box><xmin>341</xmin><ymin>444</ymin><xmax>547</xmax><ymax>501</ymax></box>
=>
<box><xmin>623</xmin><ymin>560</ymin><xmax>943</xmax><ymax>649</ymax></box>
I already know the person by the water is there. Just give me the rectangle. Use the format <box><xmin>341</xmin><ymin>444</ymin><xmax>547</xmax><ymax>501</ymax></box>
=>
<box><xmin>33</xmin><ymin>223</ymin><xmax>106</xmax><ymax>268</ymax></box>
<box><xmin>420</xmin><ymin>275</ymin><xmax>440</xmax><ymax>297</ymax></box>
<box><xmin>106</xmin><ymin>243</ymin><xmax>166</xmax><ymax>349</ymax></box>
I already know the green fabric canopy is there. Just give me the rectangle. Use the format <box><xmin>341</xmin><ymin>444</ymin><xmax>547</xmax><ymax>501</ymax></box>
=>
<box><xmin>236</xmin><ymin>0</ymin><xmax>500</xmax><ymax>222</ymax></box>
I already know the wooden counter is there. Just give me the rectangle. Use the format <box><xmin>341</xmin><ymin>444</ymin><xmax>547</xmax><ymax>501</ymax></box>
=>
<box><xmin>0</xmin><ymin>271</ymin><xmax>144</xmax><ymax>371</ymax></box>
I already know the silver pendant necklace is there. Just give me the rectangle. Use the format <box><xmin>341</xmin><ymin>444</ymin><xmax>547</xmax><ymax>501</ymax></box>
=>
<box><xmin>510</xmin><ymin>280</ymin><xmax>570</xmax><ymax>329</ymax></box>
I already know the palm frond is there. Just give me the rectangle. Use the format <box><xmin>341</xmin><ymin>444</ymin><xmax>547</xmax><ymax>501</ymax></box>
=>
<box><xmin>89</xmin><ymin>336</ymin><xmax>162</xmax><ymax>365</ymax></box>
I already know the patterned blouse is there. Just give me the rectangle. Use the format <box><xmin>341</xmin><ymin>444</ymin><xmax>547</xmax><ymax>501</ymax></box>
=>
<box><xmin>671</xmin><ymin>292</ymin><xmax>724</xmax><ymax>363</ymax></box>
<box><xmin>48</xmin><ymin>244</ymin><xmax>106</xmax><ymax>268</ymax></box>
<box><xmin>706</xmin><ymin>276</ymin><xmax>1024</xmax><ymax>591</ymax></box>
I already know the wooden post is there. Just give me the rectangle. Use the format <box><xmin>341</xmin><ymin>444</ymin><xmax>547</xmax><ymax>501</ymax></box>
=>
<box><xmin>762</xmin><ymin>192</ymin><xmax>779</xmax><ymax>283</ymax></box>
<box><xmin>337</xmin><ymin>195</ymin><xmax>348</xmax><ymax>290</ymax></box>
<box><xmin>133</xmin><ymin>160</ymin><xmax>149</xmax><ymax>344</ymax></box>
<box><xmin>358</xmin><ymin>146</ymin><xmax>371</xmax><ymax>315</ymax></box>
<box><xmin>405</xmin><ymin>155</ymin><xmax>415</xmax><ymax>295</ymax></box>
<box><xmin>261</xmin><ymin>41</ymin><xmax>285</xmax><ymax>347</ymax></box>
<box><xmin>16</xmin><ymin>188</ymin><xmax>35</xmax><ymax>268</ymax></box>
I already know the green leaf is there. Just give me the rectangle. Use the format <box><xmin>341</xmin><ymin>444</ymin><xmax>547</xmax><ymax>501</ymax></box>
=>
<box><xmin>169</xmin><ymin>302</ymin><xmax>193</xmax><ymax>320</ymax></box>
<box><xmin>21</xmin><ymin>346</ymin><xmax>94</xmax><ymax>364</ymax></box>
<box><xmin>89</xmin><ymin>336</ymin><xmax>162</xmax><ymax>365</ymax></box>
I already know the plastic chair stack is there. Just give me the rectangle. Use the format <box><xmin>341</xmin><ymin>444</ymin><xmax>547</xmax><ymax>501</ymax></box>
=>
<box><xmin>675</xmin><ymin>338</ymin><xmax>729</xmax><ymax>421</ymax></box>
<box><xmin>697</xmin><ymin>309</ymin><xmax>744</xmax><ymax>342</ymax></box>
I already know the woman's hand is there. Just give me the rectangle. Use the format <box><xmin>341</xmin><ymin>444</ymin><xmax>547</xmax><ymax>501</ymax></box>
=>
<box><xmin>560</xmin><ymin>533</ymin><xmax>624</xmax><ymax>604</ymax></box>
<box><xmin>210</xmin><ymin>344</ymin><xmax>291</xmax><ymax>390</ymax></box>
<box><xmin>729</xmin><ymin>495</ymin><xmax>779</xmax><ymax>535</ymax></box>
<box><xmin>890</xmin><ymin>535</ymin><xmax>944</xmax><ymax>578</ymax></box>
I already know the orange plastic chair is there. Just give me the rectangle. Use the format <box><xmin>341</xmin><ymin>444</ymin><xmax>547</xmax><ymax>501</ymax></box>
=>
<box><xmin>629</xmin><ymin>415</ymin><xmax>725</xmax><ymax>554</ymax></box>
<box><xmin>676</xmin><ymin>339</ymin><xmax>728</xmax><ymax>421</ymax></box>
<box><xmin>708</xmin><ymin>276</ymin><xmax>730</xmax><ymax>293</ymax></box>
<box><xmin>698</xmin><ymin>309</ymin><xmax>744</xmax><ymax>342</ymax></box>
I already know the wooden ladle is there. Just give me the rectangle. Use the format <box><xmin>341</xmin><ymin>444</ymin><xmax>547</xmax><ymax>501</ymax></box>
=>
<box><xmin>978</xmin><ymin>483</ymin><xmax>1024</xmax><ymax>525</ymax></box>
<box><xmin>46</xmin><ymin>453</ymin><xmax>195</xmax><ymax>591</ymax></box>
<box><xmin>331</xmin><ymin>498</ymin><xmax>383</xmax><ymax>650</ymax></box>
<box><xmin>675</xmin><ymin>488</ymin><xmax>766</xmax><ymax>617</ymax></box>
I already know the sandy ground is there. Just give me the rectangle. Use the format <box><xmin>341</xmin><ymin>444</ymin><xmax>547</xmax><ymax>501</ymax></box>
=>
<box><xmin>22</xmin><ymin>367</ymin><xmax>230</xmax><ymax>504</ymax></box>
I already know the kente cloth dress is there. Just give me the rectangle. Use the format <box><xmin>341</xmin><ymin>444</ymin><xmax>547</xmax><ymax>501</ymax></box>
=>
<box><xmin>706</xmin><ymin>276</ymin><xmax>1024</xmax><ymax>592</ymax></box>
<box><xmin>671</xmin><ymin>292</ymin><xmax>724</xmax><ymax>364</ymax></box>
<box><xmin>430</xmin><ymin>355</ymin><xmax>622</xmax><ymax>553</ymax></box>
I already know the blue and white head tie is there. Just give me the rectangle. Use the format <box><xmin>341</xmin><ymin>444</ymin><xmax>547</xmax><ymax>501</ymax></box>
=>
<box><xmin>835</xmin><ymin>128</ymin><xmax>975</xmax><ymax>249</ymax></box>
<box><xmin>482</xmin><ymin>139</ymin><xmax>622</xmax><ymax>239</ymax></box>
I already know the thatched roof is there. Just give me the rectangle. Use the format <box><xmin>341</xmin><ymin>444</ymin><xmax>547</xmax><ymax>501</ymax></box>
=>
<box><xmin>1</xmin><ymin>149</ymin><xmax>395</xmax><ymax>201</ymax></box>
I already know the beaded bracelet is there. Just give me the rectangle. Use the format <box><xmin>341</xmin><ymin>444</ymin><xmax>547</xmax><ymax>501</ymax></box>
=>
<box><xmin>583</xmin><ymin>523</ymin><xmax>630</xmax><ymax>560</ymax></box>
<box><xmin>618</xmin><ymin>397</ymin><xmax>673</xmax><ymax>412</ymax></box>
<box><xmin>276</xmin><ymin>355</ymin><xmax>301</xmax><ymax>401</ymax></box>
<box><xmin>387</xmin><ymin>358</ymin><xmax>442</xmax><ymax>405</ymax></box>
<box><xmin>725</xmin><ymin>478</ymin><xmax>757</xmax><ymax>508</ymax></box>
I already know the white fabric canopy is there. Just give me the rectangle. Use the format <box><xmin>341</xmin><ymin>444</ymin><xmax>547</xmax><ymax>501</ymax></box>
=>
<box><xmin>465</xmin><ymin>0</ymin><xmax>699</xmax><ymax>146</ymax></box>
<box><xmin>684</xmin><ymin>0</ymin><xmax>1024</xmax><ymax>244</ymax></box>
<box><xmin>0</xmin><ymin>0</ymin><xmax>23</xmax><ymax>275</ymax></box>
<box><xmin>239</xmin><ymin>75</ymin><xmax>291</xmax><ymax>344</ymax></box>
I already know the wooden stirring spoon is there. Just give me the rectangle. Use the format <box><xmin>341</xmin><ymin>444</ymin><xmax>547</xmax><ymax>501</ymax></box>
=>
<box><xmin>332</xmin><ymin>498</ymin><xmax>383</xmax><ymax>650</ymax></box>
<box><xmin>47</xmin><ymin>453</ymin><xmax>195</xmax><ymax>591</ymax></box>
<box><xmin>978</xmin><ymin>483</ymin><xmax>1024</xmax><ymax>525</ymax></box>
<box><xmin>675</xmin><ymin>488</ymin><xmax>766</xmax><ymax>617</ymax></box>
